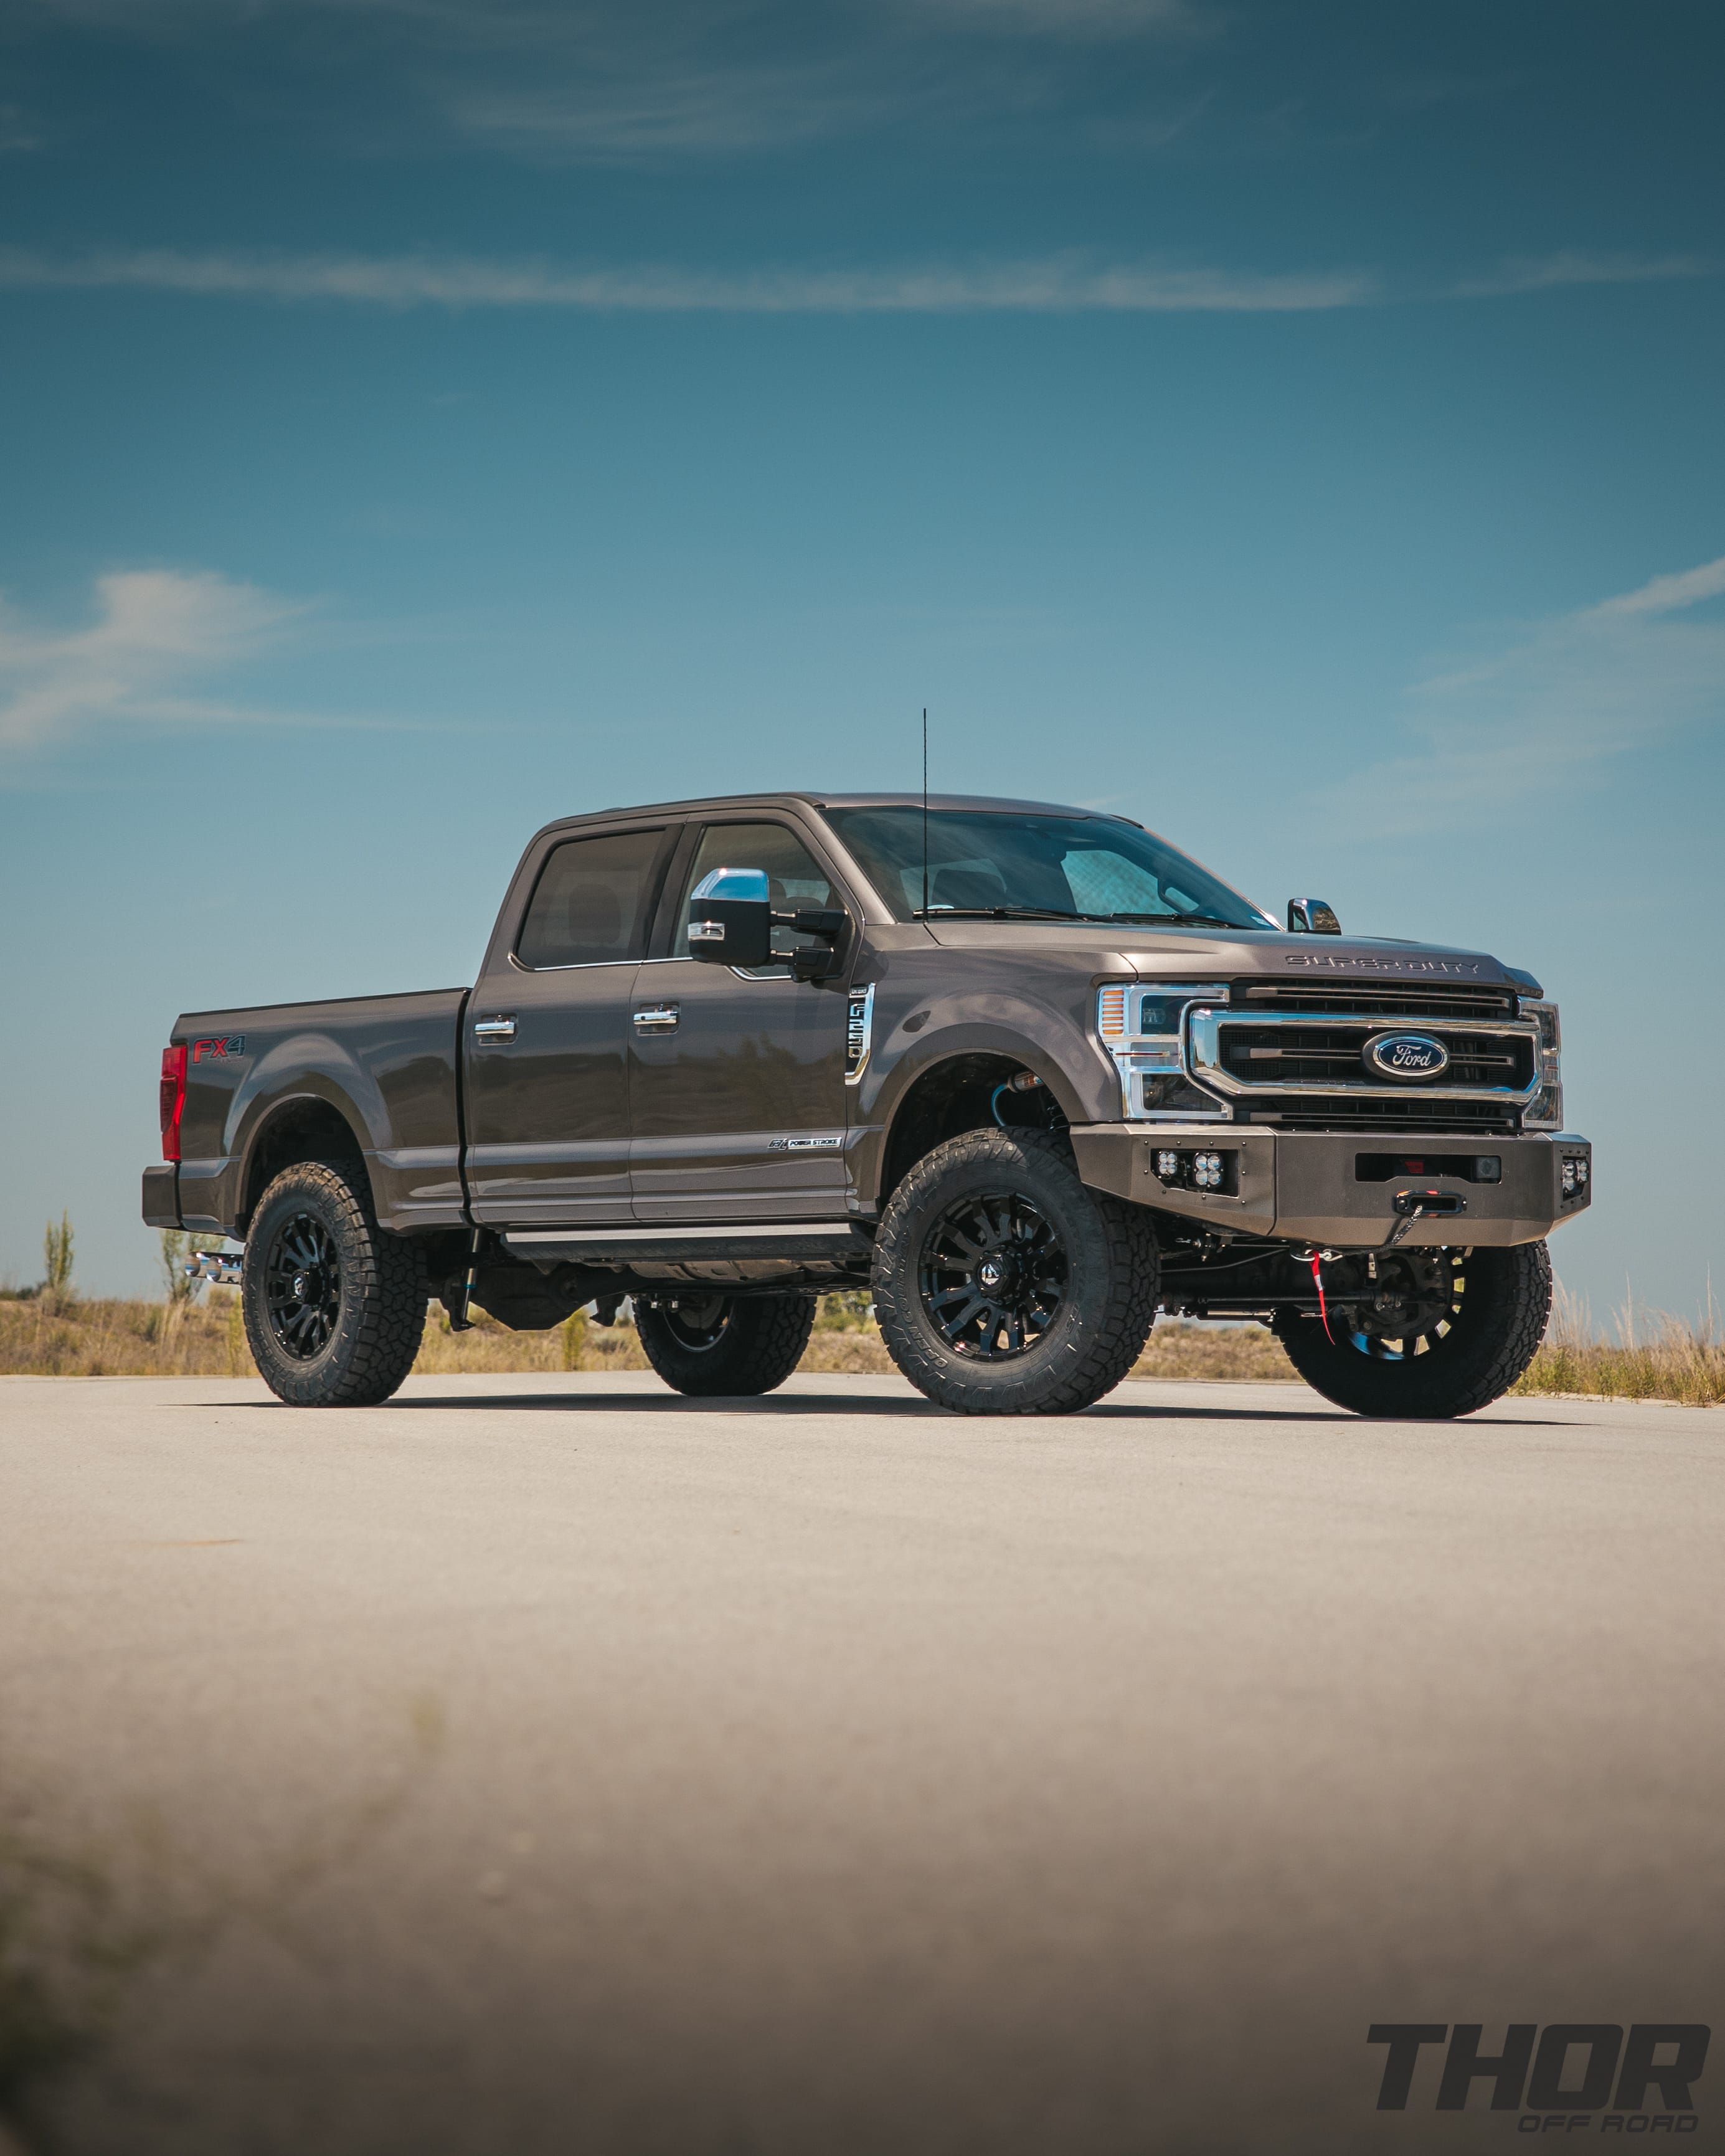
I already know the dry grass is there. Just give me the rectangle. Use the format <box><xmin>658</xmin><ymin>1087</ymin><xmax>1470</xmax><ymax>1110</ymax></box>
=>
<box><xmin>410</xmin><ymin>1307</ymin><xmax>650</xmax><ymax>1375</ymax></box>
<box><xmin>1511</xmin><ymin>1286</ymin><xmax>1725</xmax><ymax>1408</ymax></box>
<box><xmin>0</xmin><ymin>1295</ymin><xmax>653</xmax><ymax>1382</ymax></box>
<box><xmin>9</xmin><ymin>1285</ymin><xmax>1716</xmax><ymax>1405</ymax></box>
<box><xmin>414</xmin><ymin>1306</ymin><xmax>1298</xmax><ymax>1383</ymax></box>
<box><xmin>0</xmin><ymin>1294</ymin><xmax>253</xmax><ymax>1379</ymax></box>
<box><xmin>1132</xmin><ymin>1321</ymin><xmax>1295</xmax><ymax>1383</ymax></box>
<box><xmin>0</xmin><ymin>1292</ymin><xmax>1291</xmax><ymax>1386</ymax></box>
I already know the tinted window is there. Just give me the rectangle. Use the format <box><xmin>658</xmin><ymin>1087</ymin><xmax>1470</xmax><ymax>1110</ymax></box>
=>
<box><xmin>517</xmin><ymin>828</ymin><xmax>666</xmax><ymax>969</ymax></box>
<box><xmin>671</xmin><ymin>821</ymin><xmax>836</xmax><ymax>968</ymax></box>
<box><xmin>824</xmin><ymin>807</ymin><xmax>1274</xmax><ymax>931</ymax></box>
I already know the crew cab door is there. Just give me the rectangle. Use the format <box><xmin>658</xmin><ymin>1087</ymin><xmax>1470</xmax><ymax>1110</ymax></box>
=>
<box><xmin>630</xmin><ymin>816</ymin><xmax>853</xmax><ymax>1223</ymax></box>
<box><xmin>464</xmin><ymin>822</ymin><xmax>676</xmax><ymax>1226</ymax></box>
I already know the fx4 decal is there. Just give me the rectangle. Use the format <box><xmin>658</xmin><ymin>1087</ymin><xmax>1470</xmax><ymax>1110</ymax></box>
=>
<box><xmin>191</xmin><ymin>1035</ymin><xmax>245</xmax><ymax>1062</ymax></box>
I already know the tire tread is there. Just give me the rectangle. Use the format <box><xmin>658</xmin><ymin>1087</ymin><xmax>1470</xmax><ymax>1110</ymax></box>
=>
<box><xmin>1277</xmin><ymin>1241</ymin><xmax>1552</xmax><ymax>1419</ymax></box>
<box><xmin>636</xmin><ymin>1292</ymin><xmax>816</xmax><ymax>1397</ymax></box>
<box><xmin>243</xmin><ymin>1160</ymin><xmax>426</xmax><ymax>1408</ymax></box>
<box><xmin>872</xmin><ymin>1128</ymin><xmax>1157</xmax><ymax>1416</ymax></box>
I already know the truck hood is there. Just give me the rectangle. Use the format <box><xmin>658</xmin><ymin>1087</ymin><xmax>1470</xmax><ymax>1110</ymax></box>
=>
<box><xmin>922</xmin><ymin>919</ymin><xmax>1528</xmax><ymax>990</ymax></box>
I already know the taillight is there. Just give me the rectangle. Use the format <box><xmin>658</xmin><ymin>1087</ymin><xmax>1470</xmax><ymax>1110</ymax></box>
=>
<box><xmin>160</xmin><ymin>1044</ymin><xmax>187</xmax><ymax>1162</ymax></box>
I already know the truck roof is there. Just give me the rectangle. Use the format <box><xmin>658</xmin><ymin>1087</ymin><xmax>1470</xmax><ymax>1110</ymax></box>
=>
<box><xmin>533</xmin><ymin>791</ymin><xmax>1129</xmax><ymax>838</ymax></box>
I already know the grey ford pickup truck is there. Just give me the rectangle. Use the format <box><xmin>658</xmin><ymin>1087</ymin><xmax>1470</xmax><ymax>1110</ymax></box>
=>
<box><xmin>145</xmin><ymin>791</ymin><xmax>1590</xmax><ymax>1417</ymax></box>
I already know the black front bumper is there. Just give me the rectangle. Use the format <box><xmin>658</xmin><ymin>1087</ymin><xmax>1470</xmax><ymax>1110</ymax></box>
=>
<box><xmin>1069</xmin><ymin>1125</ymin><xmax>1591</xmax><ymax>1249</ymax></box>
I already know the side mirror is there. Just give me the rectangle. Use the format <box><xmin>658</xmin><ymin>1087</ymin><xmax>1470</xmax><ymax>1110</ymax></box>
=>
<box><xmin>689</xmin><ymin>867</ymin><xmax>773</xmax><ymax>968</ymax></box>
<box><xmin>1288</xmin><ymin>897</ymin><xmax>1341</xmax><ymax>935</ymax></box>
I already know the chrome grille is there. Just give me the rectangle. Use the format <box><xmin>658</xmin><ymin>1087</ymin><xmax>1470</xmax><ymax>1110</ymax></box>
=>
<box><xmin>1220</xmin><ymin>1024</ymin><xmax>1534</xmax><ymax>1092</ymax></box>
<box><xmin>1186</xmin><ymin>996</ymin><xmax>1538</xmax><ymax>1135</ymax></box>
<box><xmin>1233</xmin><ymin>980</ymin><xmax>1517</xmax><ymax>1022</ymax></box>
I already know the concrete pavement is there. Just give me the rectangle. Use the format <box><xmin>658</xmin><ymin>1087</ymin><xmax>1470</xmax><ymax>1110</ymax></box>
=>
<box><xmin>1</xmin><ymin>1370</ymin><xmax>1720</xmax><ymax>2155</ymax></box>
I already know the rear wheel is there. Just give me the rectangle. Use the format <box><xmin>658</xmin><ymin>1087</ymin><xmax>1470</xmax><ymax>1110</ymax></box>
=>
<box><xmin>635</xmin><ymin>1291</ymin><xmax>816</xmax><ymax>1397</ymax></box>
<box><xmin>1274</xmin><ymin>1241</ymin><xmax>1551</xmax><ymax>1418</ymax></box>
<box><xmin>872</xmin><ymin>1128</ymin><xmax>1158</xmax><ymax>1415</ymax></box>
<box><xmin>243</xmin><ymin>1160</ymin><xmax>426</xmax><ymax>1407</ymax></box>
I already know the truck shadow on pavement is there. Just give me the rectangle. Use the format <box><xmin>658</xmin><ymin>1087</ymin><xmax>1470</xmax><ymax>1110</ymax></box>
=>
<box><xmin>219</xmin><ymin>1391</ymin><xmax>1371</xmax><ymax>1424</ymax></box>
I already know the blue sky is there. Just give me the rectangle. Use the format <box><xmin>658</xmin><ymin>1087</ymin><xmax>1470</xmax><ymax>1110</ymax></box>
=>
<box><xmin>1</xmin><ymin>0</ymin><xmax>1721</xmax><ymax>1322</ymax></box>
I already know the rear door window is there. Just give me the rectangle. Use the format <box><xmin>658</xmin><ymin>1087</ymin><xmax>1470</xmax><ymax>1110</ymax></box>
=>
<box><xmin>517</xmin><ymin>828</ymin><xmax>668</xmax><ymax>970</ymax></box>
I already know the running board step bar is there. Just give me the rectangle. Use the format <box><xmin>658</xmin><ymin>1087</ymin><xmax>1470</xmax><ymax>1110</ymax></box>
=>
<box><xmin>502</xmin><ymin>1222</ymin><xmax>873</xmax><ymax>1264</ymax></box>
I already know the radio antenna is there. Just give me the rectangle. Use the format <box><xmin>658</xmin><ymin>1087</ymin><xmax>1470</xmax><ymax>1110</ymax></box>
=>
<box><xmin>922</xmin><ymin>707</ymin><xmax>929</xmax><ymax>917</ymax></box>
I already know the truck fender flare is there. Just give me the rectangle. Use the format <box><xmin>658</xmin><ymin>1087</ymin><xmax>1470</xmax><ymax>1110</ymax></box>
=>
<box><xmin>231</xmin><ymin>1044</ymin><xmax>384</xmax><ymax>1222</ymax></box>
<box><xmin>859</xmin><ymin>1020</ymin><xmax>1099</xmax><ymax>1209</ymax></box>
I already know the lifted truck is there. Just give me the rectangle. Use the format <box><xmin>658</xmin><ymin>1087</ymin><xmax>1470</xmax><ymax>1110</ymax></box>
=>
<box><xmin>145</xmin><ymin>792</ymin><xmax>1590</xmax><ymax>1417</ymax></box>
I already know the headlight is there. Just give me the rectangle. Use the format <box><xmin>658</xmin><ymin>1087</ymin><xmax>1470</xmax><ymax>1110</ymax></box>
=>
<box><xmin>1097</xmin><ymin>982</ymin><xmax>1229</xmax><ymax>1121</ymax></box>
<box><xmin>1521</xmin><ymin>1000</ymin><xmax>1563</xmax><ymax>1128</ymax></box>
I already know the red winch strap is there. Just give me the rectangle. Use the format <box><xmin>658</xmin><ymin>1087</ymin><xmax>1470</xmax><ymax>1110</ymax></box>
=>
<box><xmin>1310</xmin><ymin>1252</ymin><xmax>1335</xmax><ymax>1343</ymax></box>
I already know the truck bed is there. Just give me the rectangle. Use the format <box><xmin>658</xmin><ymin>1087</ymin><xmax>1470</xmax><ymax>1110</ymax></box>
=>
<box><xmin>159</xmin><ymin>986</ymin><xmax>470</xmax><ymax>1237</ymax></box>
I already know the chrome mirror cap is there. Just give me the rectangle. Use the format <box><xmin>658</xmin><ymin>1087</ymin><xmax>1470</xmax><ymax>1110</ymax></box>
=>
<box><xmin>1288</xmin><ymin>897</ymin><xmax>1341</xmax><ymax>934</ymax></box>
<box><xmin>692</xmin><ymin>866</ymin><xmax>770</xmax><ymax>904</ymax></box>
<box><xmin>688</xmin><ymin>865</ymin><xmax>773</xmax><ymax>968</ymax></box>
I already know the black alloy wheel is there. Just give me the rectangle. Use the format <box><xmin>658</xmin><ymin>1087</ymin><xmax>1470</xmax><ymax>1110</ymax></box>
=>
<box><xmin>242</xmin><ymin>1159</ymin><xmax>427</xmax><ymax>1408</ymax></box>
<box><xmin>263</xmin><ymin>1210</ymin><xmax>344</xmax><ymax>1359</ymax></box>
<box><xmin>1275</xmin><ymin>1240</ymin><xmax>1552</xmax><ymax>1419</ymax></box>
<box><xmin>918</xmin><ymin>1191</ymin><xmax>1067</xmax><ymax>1359</ymax></box>
<box><xmin>872</xmin><ymin>1127</ymin><xmax>1158</xmax><ymax>1416</ymax></box>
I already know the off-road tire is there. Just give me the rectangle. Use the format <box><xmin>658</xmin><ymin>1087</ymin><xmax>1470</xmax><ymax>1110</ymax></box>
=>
<box><xmin>636</xmin><ymin>1291</ymin><xmax>816</xmax><ymax>1397</ymax></box>
<box><xmin>1275</xmin><ymin>1241</ymin><xmax>1552</xmax><ymax>1419</ymax></box>
<box><xmin>243</xmin><ymin>1160</ymin><xmax>427</xmax><ymax>1407</ymax></box>
<box><xmin>872</xmin><ymin>1128</ymin><xmax>1158</xmax><ymax>1415</ymax></box>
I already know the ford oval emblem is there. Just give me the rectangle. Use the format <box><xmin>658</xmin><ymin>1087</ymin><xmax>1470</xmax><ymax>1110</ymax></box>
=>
<box><xmin>1364</xmin><ymin>1031</ymin><xmax>1450</xmax><ymax>1082</ymax></box>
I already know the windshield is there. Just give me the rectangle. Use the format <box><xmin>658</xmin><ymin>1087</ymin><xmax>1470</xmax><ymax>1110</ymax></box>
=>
<box><xmin>823</xmin><ymin>807</ymin><xmax>1275</xmax><ymax>931</ymax></box>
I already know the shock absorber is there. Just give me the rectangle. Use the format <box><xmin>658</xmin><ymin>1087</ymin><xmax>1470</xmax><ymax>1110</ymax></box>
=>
<box><xmin>448</xmin><ymin>1228</ymin><xmax>483</xmax><ymax>1333</ymax></box>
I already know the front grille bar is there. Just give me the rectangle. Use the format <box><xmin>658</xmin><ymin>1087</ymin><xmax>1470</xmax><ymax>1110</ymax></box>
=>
<box><xmin>1237</xmin><ymin>983</ymin><xmax>1516</xmax><ymax>1020</ymax></box>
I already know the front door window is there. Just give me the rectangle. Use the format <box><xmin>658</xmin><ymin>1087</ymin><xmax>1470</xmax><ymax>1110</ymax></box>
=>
<box><xmin>670</xmin><ymin>821</ymin><xmax>838</xmax><ymax>974</ymax></box>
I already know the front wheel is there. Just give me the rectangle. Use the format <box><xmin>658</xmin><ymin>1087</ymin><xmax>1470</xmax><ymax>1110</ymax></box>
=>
<box><xmin>243</xmin><ymin>1160</ymin><xmax>427</xmax><ymax>1407</ymax></box>
<box><xmin>635</xmin><ymin>1292</ymin><xmax>816</xmax><ymax>1397</ymax></box>
<box><xmin>872</xmin><ymin>1128</ymin><xmax>1158</xmax><ymax>1415</ymax></box>
<box><xmin>1274</xmin><ymin>1241</ymin><xmax>1551</xmax><ymax>1419</ymax></box>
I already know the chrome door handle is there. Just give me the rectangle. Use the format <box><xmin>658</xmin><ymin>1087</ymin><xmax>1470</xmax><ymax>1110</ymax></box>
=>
<box><xmin>473</xmin><ymin>1015</ymin><xmax>517</xmax><ymax>1043</ymax></box>
<box><xmin>632</xmin><ymin>1004</ymin><xmax>680</xmax><ymax>1031</ymax></box>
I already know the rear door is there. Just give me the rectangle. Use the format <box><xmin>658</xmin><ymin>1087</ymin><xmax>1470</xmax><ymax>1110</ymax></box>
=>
<box><xmin>464</xmin><ymin>822</ymin><xmax>678</xmax><ymax>1226</ymax></box>
<box><xmin>630</xmin><ymin>816</ymin><xmax>853</xmax><ymax>1223</ymax></box>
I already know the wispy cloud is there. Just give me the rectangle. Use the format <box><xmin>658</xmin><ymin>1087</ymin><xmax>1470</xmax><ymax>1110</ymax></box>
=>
<box><xmin>1331</xmin><ymin>554</ymin><xmax>1725</xmax><ymax>833</ymax></box>
<box><xmin>15</xmin><ymin>0</ymin><xmax>1207</xmax><ymax>164</ymax></box>
<box><xmin>0</xmin><ymin>243</ymin><xmax>1707</xmax><ymax>317</ymax></box>
<box><xmin>0</xmin><ymin>570</ymin><xmax>305</xmax><ymax>750</ymax></box>
<box><xmin>0</xmin><ymin>245</ymin><xmax>1374</xmax><ymax>313</ymax></box>
<box><xmin>1453</xmin><ymin>250</ymin><xmax>1714</xmax><ymax>298</ymax></box>
<box><xmin>914</xmin><ymin>0</ymin><xmax>1197</xmax><ymax>36</ymax></box>
<box><xmin>448</xmin><ymin>65</ymin><xmax>922</xmax><ymax>161</ymax></box>
<box><xmin>1582</xmin><ymin>556</ymin><xmax>1725</xmax><ymax>620</ymax></box>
